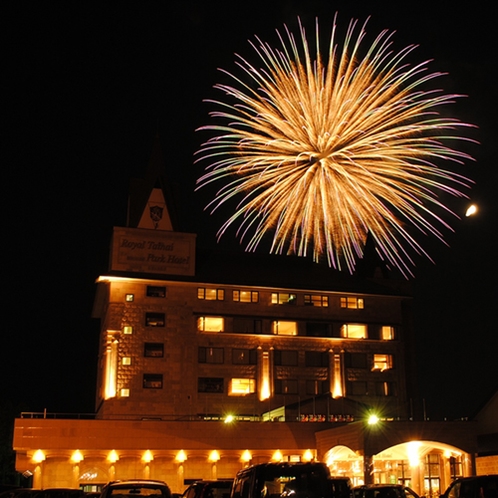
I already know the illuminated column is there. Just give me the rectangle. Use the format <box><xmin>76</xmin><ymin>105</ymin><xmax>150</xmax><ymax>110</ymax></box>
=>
<box><xmin>241</xmin><ymin>450</ymin><xmax>252</xmax><ymax>468</ymax></box>
<box><xmin>463</xmin><ymin>452</ymin><xmax>472</xmax><ymax>477</ymax></box>
<box><xmin>108</xmin><ymin>450</ymin><xmax>119</xmax><ymax>481</ymax></box>
<box><xmin>71</xmin><ymin>450</ymin><xmax>84</xmax><ymax>489</ymax></box>
<box><xmin>32</xmin><ymin>450</ymin><xmax>45</xmax><ymax>489</ymax></box>
<box><xmin>209</xmin><ymin>451</ymin><xmax>220</xmax><ymax>479</ymax></box>
<box><xmin>329</xmin><ymin>350</ymin><xmax>344</xmax><ymax>399</ymax></box>
<box><xmin>142</xmin><ymin>451</ymin><xmax>153</xmax><ymax>479</ymax></box>
<box><xmin>176</xmin><ymin>451</ymin><xmax>187</xmax><ymax>492</ymax></box>
<box><xmin>258</xmin><ymin>348</ymin><xmax>272</xmax><ymax>401</ymax></box>
<box><xmin>104</xmin><ymin>333</ymin><xmax>119</xmax><ymax>399</ymax></box>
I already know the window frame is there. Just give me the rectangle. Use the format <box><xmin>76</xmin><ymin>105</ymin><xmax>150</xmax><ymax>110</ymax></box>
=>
<box><xmin>271</xmin><ymin>292</ymin><xmax>297</xmax><ymax>305</ymax></box>
<box><xmin>143</xmin><ymin>373</ymin><xmax>163</xmax><ymax>389</ymax></box>
<box><xmin>233</xmin><ymin>290</ymin><xmax>259</xmax><ymax>303</ymax></box>
<box><xmin>145</xmin><ymin>312</ymin><xmax>165</xmax><ymax>327</ymax></box>
<box><xmin>197</xmin><ymin>316</ymin><xmax>225</xmax><ymax>332</ymax></box>
<box><xmin>304</xmin><ymin>294</ymin><xmax>329</xmax><ymax>307</ymax></box>
<box><xmin>144</xmin><ymin>342</ymin><xmax>164</xmax><ymax>358</ymax></box>
<box><xmin>340</xmin><ymin>296</ymin><xmax>365</xmax><ymax>309</ymax></box>
<box><xmin>198</xmin><ymin>287</ymin><xmax>225</xmax><ymax>301</ymax></box>
<box><xmin>146</xmin><ymin>285</ymin><xmax>166</xmax><ymax>298</ymax></box>
<box><xmin>198</xmin><ymin>346</ymin><xmax>224</xmax><ymax>364</ymax></box>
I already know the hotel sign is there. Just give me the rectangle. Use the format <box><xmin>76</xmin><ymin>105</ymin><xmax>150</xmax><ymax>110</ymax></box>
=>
<box><xmin>110</xmin><ymin>227</ymin><xmax>196</xmax><ymax>276</ymax></box>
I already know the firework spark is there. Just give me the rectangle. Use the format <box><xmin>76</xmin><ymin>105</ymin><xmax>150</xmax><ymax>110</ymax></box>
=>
<box><xmin>195</xmin><ymin>16</ymin><xmax>475</xmax><ymax>277</ymax></box>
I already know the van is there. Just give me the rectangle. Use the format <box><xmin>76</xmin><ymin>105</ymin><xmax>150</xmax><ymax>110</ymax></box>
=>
<box><xmin>440</xmin><ymin>475</ymin><xmax>498</xmax><ymax>498</ymax></box>
<box><xmin>231</xmin><ymin>462</ymin><xmax>350</xmax><ymax>498</ymax></box>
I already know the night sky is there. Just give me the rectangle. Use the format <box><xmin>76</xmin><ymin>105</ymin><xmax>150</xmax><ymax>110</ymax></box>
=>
<box><xmin>4</xmin><ymin>1</ymin><xmax>497</xmax><ymax>420</ymax></box>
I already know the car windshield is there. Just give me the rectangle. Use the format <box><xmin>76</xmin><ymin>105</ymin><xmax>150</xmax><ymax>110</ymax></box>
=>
<box><xmin>109</xmin><ymin>487</ymin><xmax>166</xmax><ymax>498</ymax></box>
<box><xmin>257</xmin><ymin>466</ymin><xmax>330</xmax><ymax>498</ymax></box>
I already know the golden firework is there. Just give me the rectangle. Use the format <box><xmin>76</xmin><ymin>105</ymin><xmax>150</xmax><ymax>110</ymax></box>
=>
<box><xmin>196</xmin><ymin>16</ymin><xmax>475</xmax><ymax>277</ymax></box>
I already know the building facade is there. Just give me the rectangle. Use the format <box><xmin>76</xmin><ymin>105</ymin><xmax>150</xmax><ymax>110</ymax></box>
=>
<box><xmin>13</xmin><ymin>139</ymin><xmax>488</xmax><ymax>495</ymax></box>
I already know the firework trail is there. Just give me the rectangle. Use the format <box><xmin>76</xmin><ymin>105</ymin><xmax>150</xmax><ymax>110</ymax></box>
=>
<box><xmin>195</xmin><ymin>16</ymin><xmax>475</xmax><ymax>277</ymax></box>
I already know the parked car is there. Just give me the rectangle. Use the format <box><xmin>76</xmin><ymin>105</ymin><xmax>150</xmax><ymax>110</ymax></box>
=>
<box><xmin>353</xmin><ymin>484</ymin><xmax>420</xmax><ymax>498</ymax></box>
<box><xmin>100</xmin><ymin>480</ymin><xmax>171</xmax><ymax>498</ymax></box>
<box><xmin>181</xmin><ymin>481</ymin><xmax>233</xmax><ymax>498</ymax></box>
<box><xmin>231</xmin><ymin>462</ymin><xmax>339</xmax><ymax>498</ymax></box>
<box><xmin>440</xmin><ymin>475</ymin><xmax>498</xmax><ymax>498</ymax></box>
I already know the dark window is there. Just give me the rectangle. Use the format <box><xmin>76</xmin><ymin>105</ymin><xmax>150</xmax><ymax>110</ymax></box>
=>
<box><xmin>233</xmin><ymin>317</ymin><xmax>262</xmax><ymax>334</ymax></box>
<box><xmin>345</xmin><ymin>352</ymin><xmax>368</xmax><ymax>369</ymax></box>
<box><xmin>346</xmin><ymin>381</ymin><xmax>368</xmax><ymax>396</ymax></box>
<box><xmin>145</xmin><ymin>312</ymin><xmax>165</xmax><ymax>327</ymax></box>
<box><xmin>305</xmin><ymin>322</ymin><xmax>330</xmax><ymax>337</ymax></box>
<box><xmin>143</xmin><ymin>374</ymin><xmax>163</xmax><ymax>389</ymax></box>
<box><xmin>305</xmin><ymin>351</ymin><xmax>328</xmax><ymax>367</ymax></box>
<box><xmin>375</xmin><ymin>381</ymin><xmax>397</xmax><ymax>396</ymax></box>
<box><xmin>144</xmin><ymin>343</ymin><xmax>164</xmax><ymax>357</ymax></box>
<box><xmin>232</xmin><ymin>348</ymin><xmax>258</xmax><ymax>365</ymax></box>
<box><xmin>275</xmin><ymin>379</ymin><xmax>298</xmax><ymax>394</ymax></box>
<box><xmin>198</xmin><ymin>347</ymin><xmax>224</xmax><ymax>364</ymax></box>
<box><xmin>306</xmin><ymin>380</ymin><xmax>327</xmax><ymax>395</ymax></box>
<box><xmin>146</xmin><ymin>285</ymin><xmax>166</xmax><ymax>298</ymax></box>
<box><xmin>198</xmin><ymin>377</ymin><xmax>224</xmax><ymax>393</ymax></box>
<box><xmin>274</xmin><ymin>350</ymin><xmax>298</xmax><ymax>366</ymax></box>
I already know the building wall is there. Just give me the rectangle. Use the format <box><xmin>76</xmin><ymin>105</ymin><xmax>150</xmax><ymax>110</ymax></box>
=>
<box><xmin>93</xmin><ymin>276</ymin><xmax>410</xmax><ymax>421</ymax></box>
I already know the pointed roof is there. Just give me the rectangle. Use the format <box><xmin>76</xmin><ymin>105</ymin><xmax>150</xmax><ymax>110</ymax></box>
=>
<box><xmin>127</xmin><ymin>135</ymin><xmax>179</xmax><ymax>231</ymax></box>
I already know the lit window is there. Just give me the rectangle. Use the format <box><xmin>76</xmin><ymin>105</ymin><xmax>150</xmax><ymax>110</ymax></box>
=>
<box><xmin>198</xmin><ymin>377</ymin><xmax>224</xmax><ymax>393</ymax></box>
<box><xmin>146</xmin><ymin>285</ymin><xmax>166</xmax><ymax>298</ymax></box>
<box><xmin>120</xmin><ymin>388</ymin><xmax>130</xmax><ymax>397</ymax></box>
<box><xmin>145</xmin><ymin>312</ymin><xmax>165</xmax><ymax>327</ymax></box>
<box><xmin>275</xmin><ymin>379</ymin><xmax>298</xmax><ymax>394</ymax></box>
<box><xmin>123</xmin><ymin>326</ymin><xmax>133</xmax><ymax>335</ymax></box>
<box><xmin>233</xmin><ymin>290</ymin><xmax>259</xmax><ymax>303</ymax></box>
<box><xmin>340</xmin><ymin>297</ymin><xmax>364</xmax><ymax>309</ymax></box>
<box><xmin>271</xmin><ymin>293</ymin><xmax>297</xmax><ymax>305</ymax></box>
<box><xmin>143</xmin><ymin>374</ymin><xmax>163</xmax><ymax>389</ymax></box>
<box><xmin>372</xmin><ymin>354</ymin><xmax>393</xmax><ymax>371</ymax></box>
<box><xmin>197</xmin><ymin>316</ymin><xmax>224</xmax><ymax>332</ymax></box>
<box><xmin>125</xmin><ymin>294</ymin><xmax>134</xmax><ymax>302</ymax></box>
<box><xmin>341</xmin><ymin>324</ymin><xmax>367</xmax><ymax>339</ymax></box>
<box><xmin>198</xmin><ymin>288</ymin><xmax>224</xmax><ymax>300</ymax></box>
<box><xmin>229</xmin><ymin>378</ymin><xmax>255</xmax><ymax>395</ymax></box>
<box><xmin>304</xmin><ymin>294</ymin><xmax>329</xmax><ymax>307</ymax></box>
<box><xmin>272</xmin><ymin>320</ymin><xmax>298</xmax><ymax>335</ymax></box>
<box><xmin>381</xmin><ymin>326</ymin><xmax>395</xmax><ymax>340</ymax></box>
<box><xmin>144</xmin><ymin>343</ymin><xmax>164</xmax><ymax>357</ymax></box>
<box><xmin>122</xmin><ymin>357</ymin><xmax>131</xmax><ymax>365</ymax></box>
<box><xmin>198</xmin><ymin>347</ymin><xmax>224</xmax><ymax>363</ymax></box>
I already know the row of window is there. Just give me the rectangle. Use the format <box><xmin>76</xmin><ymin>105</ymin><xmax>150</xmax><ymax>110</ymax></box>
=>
<box><xmin>198</xmin><ymin>347</ymin><xmax>394</xmax><ymax>371</ymax></box>
<box><xmin>198</xmin><ymin>288</ymin><xmax>365</xmax><ymax>309</ymax></box>
<box><xmin>139</xmin><ymin>375</ymin><xmax>396</xmax><ymax>397</ymax></box>
<box><xmin>123</xmin><ymin>314</ymin><xmax>395</xmax><ymax>340</ymax></box>
<box><xmin>123</xmin><ymin>285</ymin><xmax>366</xmax><ymax>310</ymax></box>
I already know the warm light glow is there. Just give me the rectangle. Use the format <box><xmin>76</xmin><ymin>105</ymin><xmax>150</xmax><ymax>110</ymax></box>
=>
<box><xmin>302</xmin><ymin>449</ymin><xmax>314</xmax><ymax>462</ymax></box>
<box><xmin>259</xmin><ymin>351</ymin><xmax>271</xmax><ymax>400</ymax></box>
<box><xmin>381</xmin><ymin>326</ymin><xmax>395</xmax><ymax>340</ymax></box>
<box><xmin>196</xmin><ymin>17</ymin><xmax>475</xmax><ymax>278</ymax></box>
<box><xmin>142</xmin><ymin>450</ymin><xmax>154</xmax><ymax>463</ymax></box>
<box><xmin>466</xmin><ymin>204</ymin><xmax>477</xmax><ymax>216</ymax></box>
<box><xmin>107</xmin><ymin>450</ymin><xmax>119</xmax><ymax>463</ymax></box>
<box><xmin>230</xmin><ymin>378</ymin><xmax>256</xmax><ymax>395</ymax></box>
<box><xmin>224</xmin><ymin>414</ymin><xmax>235</xmax><ymax>423</ymax></box>
<box><xmin>209</xmin><ymin>450</ymin><xmax>220</xmax><ymax>462</ymax></box>
<box><xmin>32</xmin><ymin>450</ymin><xmax>46</xmax><ymax>463</ymax></box>
<box><xmin>197</xmin><ymin>316</ymin><xmax>225</xmax><ymax>332</ymax></box>
<box><xmin>241</xmin><ymin>450</ymin><xmax>252</xmax><ymax>462</ymax></box>
<box><xmin>272</xmin><ymin>450</ymin><xmax>283</xmax><ymax>462</ymax></box>
<box><xmin>176</xmin><ymin>450</ymin><xmax>187</xmax><ymax>463</ymax></box>
<box><xmin>341</xmin><ymin>324</ymin><xmax>367</xmax><ymax>339</ymax></box>
<box><xmin>104</xmin><ymin>334</ymin><xmax>118</xmax><ymax>399</ymax></box>
<box><xmin>407</xmin><ymin>441</ymin><xmax>421</xmax><ymax>467</ymax></box>
<box><xmin>71</xmin><ymin>450</ymin><xmax>84</xmax><ymax>463</ymax></box>
<box><xmin>272</xmin><ymin>320</ymin><xmax>297</xmax><ymax>335</ymax></box>
<box><xmin>331</xmin><ymin>353</ymin><xmax>343</xmax><ymax>399</ymax></box>
<box><xmin>368</xmin><ymin>414</ymin><xmax>380</xmax><ymax>425</ymax></box>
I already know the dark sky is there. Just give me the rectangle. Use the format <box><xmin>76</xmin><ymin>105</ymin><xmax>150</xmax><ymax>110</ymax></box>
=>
<box><xmin>4</xmin><ymin>1</ymin><xmax>497</xmax><ymax>420</ymax></box>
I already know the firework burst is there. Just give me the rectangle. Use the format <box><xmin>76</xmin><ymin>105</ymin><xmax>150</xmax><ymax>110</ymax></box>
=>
<box><xmin>195</xmin><ymin>16</ymin><xmax>475</xmax><ymax>277</ymax></box>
